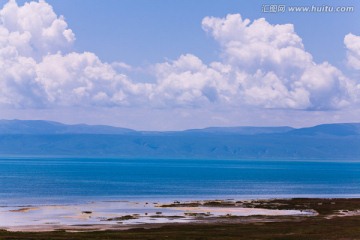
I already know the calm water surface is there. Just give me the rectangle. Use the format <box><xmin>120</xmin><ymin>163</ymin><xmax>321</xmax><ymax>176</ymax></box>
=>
<box><xmin>1</xmin><ymin>157</ymin><xmax>360</xmax><ymax>205</ymax></box>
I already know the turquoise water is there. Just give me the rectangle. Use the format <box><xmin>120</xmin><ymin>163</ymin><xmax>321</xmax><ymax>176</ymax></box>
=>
<box><xmin>1</xmin><ymin>157</ymin><xmax>360</xmax><ymax>205</ymax></box>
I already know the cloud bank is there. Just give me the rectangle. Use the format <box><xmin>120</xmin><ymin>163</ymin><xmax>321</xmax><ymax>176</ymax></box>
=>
<box><xmin>345</xmin><ymin>33</ymin><xmax>360</xmax><ymax>70</ymax></box>
<box><xmin>0</xmin><ymin>0</ymin><xmax>359</xmax><ymax>113</ymax></box>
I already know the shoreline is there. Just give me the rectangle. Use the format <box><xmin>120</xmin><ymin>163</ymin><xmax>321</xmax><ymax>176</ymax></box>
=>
<box><xmin>3</xmin><ymin>193</ymin><xmax>360</xmax><ymax>207</ymax></box>
<box><xmin>1</xmin><ymin>197</ymin><xmax>359</xmax><ymax>232</ymax></box>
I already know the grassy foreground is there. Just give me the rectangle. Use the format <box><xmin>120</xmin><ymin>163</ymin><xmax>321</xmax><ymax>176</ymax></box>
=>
<box><xmin>1</xmin><ymin>198</ymin><xmax>360</xmax><ymax>240</ymax></box>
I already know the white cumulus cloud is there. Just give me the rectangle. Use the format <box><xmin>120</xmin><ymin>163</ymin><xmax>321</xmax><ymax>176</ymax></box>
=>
<box><xmin>344</xmin><ymin>33</ymin><xmax>360</xmax><ymax>70</ymax></box>
<box><xmin>0</xmin><ymin>1</ymin><xmax>358</xmax><ymax>113</ymax></box>
<box><xmin>148</xmin><ymin>14</ymin><xmax>354</xmax><ymax>110</ymax></box>
<box><xmin>0</xmin><ymin>0</ymin><xmax>75</xmax><ymax>58</ymax></box>
<box><xmin>202</xmin><ymin>14</ymin><xmax>311</xmax><ymax>71</ymax></box>
<box><xmin>199</xmin><ymin>14</ymin><xmax>352</xmax><ymax>110</ymax></box>
<box><xmin>152</xmin><ymin>54</ymin><xmax>233</xmax><ymax>107</ymax></box>
<box><xmin>0</xmin><ymin>0</ymin><xmax>151</xmax><ymax>108</ymax></box>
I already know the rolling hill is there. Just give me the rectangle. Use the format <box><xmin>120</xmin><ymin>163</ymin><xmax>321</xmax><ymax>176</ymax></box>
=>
<box><xmin>0</xmin><ymin>120</ymin><xmax>360</xmax><ymax>160</ymax></box>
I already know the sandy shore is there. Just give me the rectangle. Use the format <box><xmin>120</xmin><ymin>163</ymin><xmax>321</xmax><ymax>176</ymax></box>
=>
<box><xmin>0</xmin><ymin>199</ymin><xmax>316</xmax><ymax>232</ymax></box>
<box><xmin>1</xmin><ymin>198</ymin><xmax>360</xmax><ymax>239</ymax></box>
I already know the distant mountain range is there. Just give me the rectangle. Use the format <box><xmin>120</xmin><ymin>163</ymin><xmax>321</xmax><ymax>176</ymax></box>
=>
<box><xmin>0</xmin><ymin>119</ymin><xmax>135</xmax><ymax>134</ymax></box>
<box><xmin>1</xmin><ymin>119</ymin><xmax>360</xmax><ymax>160</ymax></box>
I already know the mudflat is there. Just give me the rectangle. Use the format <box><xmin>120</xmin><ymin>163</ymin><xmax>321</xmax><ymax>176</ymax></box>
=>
<box><xmin>1</xmin><ymin>198</ymin><xmax>360</xmax><ymax>239</ymax></box>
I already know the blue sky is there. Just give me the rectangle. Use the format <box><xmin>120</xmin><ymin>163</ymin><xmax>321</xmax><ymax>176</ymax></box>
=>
<box><xmin>3</xmin><ymin>0</ymin><xmax>358</xmax><ymax>66</ymax></box>
<box><xmin>42</xmin><ymin>0</ymin><xmax>360</xmax><ymax>66</ymax></box>
<box><xmin>0</xmin><ymin>0</ymin><xmax>360</xmax><ymax>130</ymax></box>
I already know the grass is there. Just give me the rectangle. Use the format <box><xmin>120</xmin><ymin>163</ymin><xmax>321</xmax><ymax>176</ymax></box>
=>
<box><xmin>1</xmin><ymin>217</ymin><xmax>360</xmax><ymax>240</ymax></box>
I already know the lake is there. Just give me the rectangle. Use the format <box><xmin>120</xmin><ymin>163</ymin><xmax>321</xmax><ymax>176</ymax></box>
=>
<box><xmin>1</xmin><ymin>157</ymin><xmax>360</xmax><ymax>205</ymax></box>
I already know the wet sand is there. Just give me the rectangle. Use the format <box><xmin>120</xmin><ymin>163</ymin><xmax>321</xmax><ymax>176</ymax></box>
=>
<box><xmin>1</xmin><ymin>198</ymin><xmax>360</xmax><ymax>239</ymax></box>
<box><xmin>0</xmin><ymin>199</ymin><xmax>315</xmax><ymax>232</ymax></box>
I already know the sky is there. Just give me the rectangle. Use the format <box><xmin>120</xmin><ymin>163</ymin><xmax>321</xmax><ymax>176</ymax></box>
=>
<box><xmin>0</xmin><ymin>0</ymin><xmax>360</xmax><ymax>130</ymax></box>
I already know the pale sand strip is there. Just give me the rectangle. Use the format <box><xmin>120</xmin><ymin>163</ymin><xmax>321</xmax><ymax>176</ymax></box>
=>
<box><xmin>0</xmin><ymin>200</ymin><xmax>316</xmax><ymax>232</ymax></box>
<box><xmin>171</xmin><ymin>206</ymin><xmax>314</xmax><ymax>216</ymax></box>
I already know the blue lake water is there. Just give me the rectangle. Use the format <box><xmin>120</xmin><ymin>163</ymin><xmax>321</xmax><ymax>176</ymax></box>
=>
<box><xmin>1</xmin><ymin>157</ymin><xmax>360</xmax><ymax>205</ymax></box>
